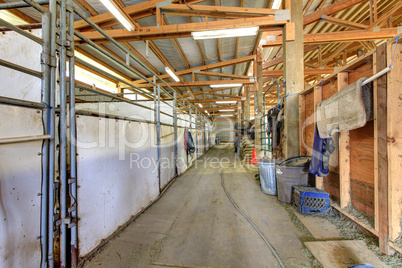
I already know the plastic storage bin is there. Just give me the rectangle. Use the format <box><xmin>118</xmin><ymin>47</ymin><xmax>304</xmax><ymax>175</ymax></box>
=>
<box><xmin>276</xmin><ymin>156</ymin><xmax>311</xmax><ymax>203</ymax></box>
<box><xmin>292</xmin><ymin>186</ymin><xmax>330</xmax><ymax>214</ymax></box>
<box><xmin>259</xmin><ymin>159</ymin><xmax>283</xmax><ymax>195</ymax></box>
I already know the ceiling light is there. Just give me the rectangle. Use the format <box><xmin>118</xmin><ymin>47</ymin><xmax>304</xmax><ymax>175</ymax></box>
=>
<box><xmin>219</xmin><ymin>115</ymin><xmax>234</xmax><ymax>117</ymax></box>
<box><xmin>165</xmin><ymin>67</ymin><xmax>180</xmax><ymax>82</ymax></box>
<box><xmin>216</xmin><ymin>101</ymin><xmax>237</xmax><ymax>104</ymax></box>
<box><xmin>198</xmin><ymin>103</ymin><xmax>203</xmax><ymax>108</ymax></box>
<box><xmin>99</xmin><ymin>0</ymin><xmax>135</xmax><ymax>31</ymax></box>
<box><xmin>210</xmin><ymin>83</ymin><xmax>242</xmax><ymax>88</ymax></box>
<box><xmin>219</xmin><ymin>109</ymin><xmax>235</xmax><ymax>112</ymax></box>
<box><xmin>192</xmin><ymin>26</ymin><xmax>259</xmax><ymax>40</ymax></box>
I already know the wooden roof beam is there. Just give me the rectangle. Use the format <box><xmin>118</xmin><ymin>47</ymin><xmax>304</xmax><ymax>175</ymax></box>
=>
<box><xmin>195</xmin><ymin>71</ymin><xmax>251</xmax><ymax>79</ymax></box>
<box><xmin>303</xmin><ymin>0</ymin><xmax>366</xmax><ymax>26</ymax></box>
<box><xmin>322</xmin><ymin>15</ymin><xmax>368</xmax><ymax>30</ymax></box>
<box><xmin>137</xmin><ymin>79</ymin><xmax>253</xmax><ymax>88</ymax></box>
<box><xmin>74</xmin><ymin>0</ymin><xmax>207</xmax><ymax>30</ymax></box>
<box><xmin>75</xmin><ymin>16</ymin><xmax>289</xmax><ymax>42</ymax></box>
<box><xmin>133</xmin><ymin>54</ymin><xmax>255</xmax><ymax>85</ymax></box>
<box><xmin>263</xmin><ymin>68</ymin><xmax>335</xmax><ymax>77</ymax></box>
<box><xmin>263</xmin><ymin>27</ymin><xmax>400</xmax><ymax>47</ymax></box>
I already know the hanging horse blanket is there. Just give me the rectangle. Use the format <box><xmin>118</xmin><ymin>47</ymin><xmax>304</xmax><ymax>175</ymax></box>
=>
<box><xmin>316</xmin><ymin>78</ymin><xmax>372</xmax><ymax>139</ymax></box>
<box><xmin>309</xmin><ymin>125</ymin><xmax>335</xmax><ymax>177</ymax></box>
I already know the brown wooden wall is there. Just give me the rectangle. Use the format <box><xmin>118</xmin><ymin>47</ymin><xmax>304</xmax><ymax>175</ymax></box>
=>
<box><xmin>300</xmin><ymin>55</ymin><xmax>375</xmax><ymax>217</ymax></box>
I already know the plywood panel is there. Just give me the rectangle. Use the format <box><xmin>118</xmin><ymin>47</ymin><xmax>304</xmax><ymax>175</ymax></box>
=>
<box><xmin>348</xmin><ymin>62</ymin><xmax>373</xmax><ymax>84</ymax></box>
<box><xmin>351</xmin><ymin>179</ymin><xmax>375</xmax><ymax>217</ymax></box>
<box><xmin>323</xmin><ymin>172</ymin><xmax>340</xmax><ymax>201</ymax></box>
<box><xmin>322</xmin><ymin>80</ymin><xmax>338</xmax><ymax>101</ymax></box>
<box><xmin>304</xmin><ymin>240</ymin><xmax>390</xmax><ymax>268</ymax></box>
<box><xmin>350</xmin><ymin>121</ymin><xmax>375</xmax><ymax>186</ymax></box>
<box><xmin>303</xmin><ymin>91</ymin><xmax>314</xmax><ymax>156</ymax></box>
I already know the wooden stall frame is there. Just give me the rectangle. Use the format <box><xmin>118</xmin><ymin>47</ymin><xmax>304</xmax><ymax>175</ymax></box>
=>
<box><xmin>299</xmin><ymin>44</ymin><xmax>402</xmax><ymax>255</ymax></box>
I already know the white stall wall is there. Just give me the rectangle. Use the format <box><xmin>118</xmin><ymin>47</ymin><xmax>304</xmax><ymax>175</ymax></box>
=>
<box><xmin>0</xmin><ymin>105</ymin><xmax>43</xmax><ymax>267</ymax></box>
<box><xmin>76</xmin><ymin>115</ymin><xmax>159</xmax><ymax>257</ymax></box>
<box><xmin>0</xmin><ymin>30</ymin><xmax>42</xmax><ymax>102</ymax></box>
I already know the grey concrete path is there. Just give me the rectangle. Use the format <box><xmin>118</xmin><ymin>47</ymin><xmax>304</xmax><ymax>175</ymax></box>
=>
<box><xmin>83</xmin><ymin>148</ymin><xmax>313</xmax><ymax>268</ymax></box>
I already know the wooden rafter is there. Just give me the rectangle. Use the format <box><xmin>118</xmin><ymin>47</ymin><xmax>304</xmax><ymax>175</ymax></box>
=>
<box><xmin>134</xmin><ymin>55</ymin><xmax>255</xmax><ymax>85</ymax></box>
<box><xmin>263</xmin><ymin>27</ymin><xmax>399</xmax><ymax>47</ymax></box>
<box><xmin>75</xmin><ymin>16</ymin><xmax>289</xmax><ymax>42</ymax></box>
<box><xmin>74</xmin><ymin>0</ymin><xmax>207</xmax><ymax>30</ymax></box>
<box><xmin>0</xmin><ymin>0</ymin><xmax>38</xmax><ymax>24</ymax></box>
<box><xmin>304</xmin><ymin>0</ymin><xmax>366</xmax><ymax>26</ymax></box>
<box><xmin>137</xmin><ymin>79</ymin><xmax>253</xmax><ymax>88</ymax></box>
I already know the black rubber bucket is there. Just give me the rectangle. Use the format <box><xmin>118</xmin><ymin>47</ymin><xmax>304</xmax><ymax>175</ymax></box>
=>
<box><xmin>276</xmin><ymin>156</ymin><xmax>311</xmax><ymax>203</ymax></box>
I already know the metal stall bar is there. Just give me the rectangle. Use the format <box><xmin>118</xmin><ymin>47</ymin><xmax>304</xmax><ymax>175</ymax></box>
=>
<box><xmin>156</xmin><ymin>84</ymin><xmax>161</xmax><ymax>192</ymax></box>
<box><xmin>0</xmin><ymin>135</ymin><xmax>51</xmax><ymax>144</ymax></box>
<box><xmin>0</xmin><ymin>17</ymin><xmax>42</xmax><ymax>44</ymax></box>
<box><xmin>48</xmin><ymin>0</ymin><xmax>57</xmax><ymax>266</ymax></box>
<box><xmin>59</xmin><ymin>0</ymin><xmax>68</xmax><ymax>266</ymax></box>
<box><xmin>40</xmin><ymin>9</ymin><xmax>51</xmax><ymax>268</ymax></box>
<box><xmin>0</xmin><ymin>96</ymin><xmax>46</xmax><ymax>109</ymax></box>
<box><xmin>67</xmin><ymin>4</ymin><xmax>78</xmax><ymax>266</ymax></box>
<box><xmin>0</xmin><ymin>59</ymin><xmax>42</xmax><ymax>77</ymax></box>
<box><xmin>173</xmin><ymin>92</ymin><xmax>178</xmax><ymax>176</ymax></box>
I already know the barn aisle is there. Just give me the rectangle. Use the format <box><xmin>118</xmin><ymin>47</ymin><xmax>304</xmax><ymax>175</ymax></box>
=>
<box><xmin>83</xmin><ymin>148</ymin><xmax>312</xmax><ymax>268</ymax></box>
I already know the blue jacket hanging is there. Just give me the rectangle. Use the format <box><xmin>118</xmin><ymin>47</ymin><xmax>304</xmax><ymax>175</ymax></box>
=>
<box><xmin>187</xmin><ymin>131</ymin><xmax>195</xmax><ymax>154</ymax></box>
<box><xmin>309</xmin><ymin>125</ymin><xmax>335</xmax><ymax>177</ymax></box>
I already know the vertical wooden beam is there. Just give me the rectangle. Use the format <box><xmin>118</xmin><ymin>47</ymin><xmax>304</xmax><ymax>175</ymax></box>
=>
<box><xmin>387</xmin><ymin>39</ymin><xmax>402</xmax><ymax>243</ymax></box>
<box><xmin>375</xmin><ymin>43</ymin><xmax>391</xmax><ymax>254</ymax></box>
<box><xmin>245</xmin><ymin>86</ymin><xmax>250</xmax><ymax>121</ymax></box>
<box><xmin>299</xmin><ymin>94</ymin><xmax>306</xmax><ymax>156</ymax></box>
<box><xmin>314</xmin><ymin>85</ymin><xmax>323</xmax><ymax>190</ymax></box>
<box><xmin>283</xmin><ymin>0</ymin><xmax>303</xmax><ymax>158</ymax></box>
<box><xmin>337</xmin><ymin>72</ymin><xmax>351</xmax><ymax>209</ymax></box>
<box><xmin>255</xmin><ymin>46</ymin><xmax>264</xmax><ymax>156</ymax></box>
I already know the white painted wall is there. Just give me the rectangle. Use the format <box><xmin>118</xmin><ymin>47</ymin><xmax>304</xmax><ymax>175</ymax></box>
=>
<box><xmin>0</xmin><ymin>30</ymin><xmax>42</xmax><ymax>102</ymax></box>
<box><xmin>76</xmin><ymin>102</ymin><xmax>211</xmax><ymax>258</ymax></box>
<box><xmin>0</xmin><ymin>29</ymin><xmax>43</xmax><ymax>268</ymax></box>
<box><xmin>0</xmin><ymin>105</ymin><xmax>43</xmax><ymax>267</ymax></box>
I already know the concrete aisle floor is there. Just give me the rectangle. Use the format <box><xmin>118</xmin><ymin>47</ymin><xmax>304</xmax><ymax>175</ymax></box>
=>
<box><xmin>83</xmin><ymin>148</ymin><xmax>313</xmax><ymax>268</ymax></box>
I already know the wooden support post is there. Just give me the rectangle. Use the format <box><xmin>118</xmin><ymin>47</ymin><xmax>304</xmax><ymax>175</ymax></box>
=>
<box><xmin>314</xmin><ymin>85</ymin><xmax>323</xmax><ymax>190</ymax></box>
<box><xmin>387</xmin><ymin>39</ymin><xmax>402</xmax><ymax>244</ymax></box>
<box><xmin>337</xmin><ymin>72</ymin><xmax>351</xmax><ymax>209</ymax></box>
<box><xmin>299</xmin><ymin>94</ymin><xmax>306</xmax><ymax>156</ymax></box>
<box><xmin>245</xmin><ymin>86</ymin><xmax>250</xmax><ymax>121</ymax></box>
<box><xmin>283</xmin><ymin>0</ymin><xmax>303</xmax><ymax>158</ymax></box>
<box><xmin>375</xmin><ymin>43</ymin><xmax>392</xmax><ymax>254</ymax></box>
<box><xmin>255</xmin><ymin>46</ymin><xmax>264</xmax><ymax>156</ymax></box>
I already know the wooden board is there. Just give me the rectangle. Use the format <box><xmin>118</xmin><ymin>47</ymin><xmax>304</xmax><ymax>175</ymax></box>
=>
<box><xmin>350</xmin><ymin>121</ymin><xmax>375</xmax><ymax>186</ymax></box>
<box><xmin>338</xmin><ymin>72</ymin><xmax>351</xmax><ymax>209</ymax></box>
<box><xmin>351</xmin><ymin>179</ymin><xmax>375</xmax><ymax>217</ymax></box>
<box><xmin>348</xmin><ymin>62</ymin><xmax>374</xmax><ymax>84</ymax></box>
<box><xmin>304</xmin><ymin>91</ymin><xmax>315</xmax><ymax>156</ymax></box>
<box><xmin>323</xmin><ymin>172</ymin><xmax>340</xmax><ymax>201</ymax></box>
<box><xmin>294</xmin><ymin>211</ymin><xmax>342</xmax><ymax>241</ymax></box>
<box><xmin>387</xmin><ymin>40</ymin><xmax>402</xmax><ymax>242</ymax></box>
<box><xmin>304</xmin><ymin>240</ymin><xmax>390</xmax><ymax>268</ymax></box>
<box><xmin>376</xmin><ymin>43</ymin><xmax>390</xmax><ymax>253</ymax></box>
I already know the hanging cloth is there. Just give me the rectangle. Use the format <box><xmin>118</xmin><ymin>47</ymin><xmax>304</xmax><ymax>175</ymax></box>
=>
<box><xmin>309</xmin><ymin>125</ymin><xmax>335</xmax><ymax>177</ymax></box>
<box><xmin>187</xmin><ymin>131</ymin><xmax>195</xmax><ymax>154</ymax></box>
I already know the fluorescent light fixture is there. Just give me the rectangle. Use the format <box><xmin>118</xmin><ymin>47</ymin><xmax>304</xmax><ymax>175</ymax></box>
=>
<box><xmin>220</xmin><ymin>115</ymin><xmax>234</xmax><ymax>117</ymax></box>
<box><xmin>192</xmin><ymin>26</ymin><xmax>259</xmax><ymax>40</ymax></box>
<box><xmin>210</xmin><ymin>83</ymin><xmax>242</xmax><ymax>88</ymax></box>
<box><xmin>219</xmin><ymin>109</ymin><xmax>235</xmax><ymax>112</ymax></box>
<box><xmin>216</xmin><ymin>101</ymin><xmax>237</xmax><ymax>104</ymax></box>
<box><xmin>198</xmin><ymin>103</ymin><xmax>203</xmax><ymax>108</ymax></box>
<box><xmin>99</xmin><ymin>0</ymin><xmax>135</xmax><ymax>31</ymax></box>
<box><xmin>165</xmin><ymin>67</ymin><xmax>180</xmax><ymax>82</ymax></box>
